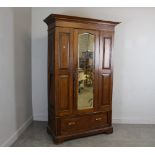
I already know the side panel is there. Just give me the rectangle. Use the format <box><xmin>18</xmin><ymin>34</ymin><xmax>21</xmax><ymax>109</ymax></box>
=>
<box><xmin>48</xmin><ymin>29</ymin><xmax>56</xmax><ymax>133</ymax></box>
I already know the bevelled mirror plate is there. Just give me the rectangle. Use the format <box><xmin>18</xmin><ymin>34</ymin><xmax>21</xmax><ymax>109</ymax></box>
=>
<box><xmin>77</xmin><ymin>33</ymin><xmax>95</xmax><ymax>110</ymax></box>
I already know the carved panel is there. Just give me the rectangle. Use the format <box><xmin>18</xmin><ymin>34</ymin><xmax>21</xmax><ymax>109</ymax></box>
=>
<box><xmin>58</xmin><ymin>75</ymin><xmax>70</xmax><ymax>111</ymax></box>
<box><xmin>101</xmin><ymin>73</ymin><xmax>111</xmax><ymax>106</ymax></box>
<box><xmin>103</xmin><ymin>38</ymin><xmax>112</xmax><ymax>69</ymax></box>
<box><xmin>59</xmin><ymin>32</ymin><xmax>70</xmax><ymax>69</ymax></box>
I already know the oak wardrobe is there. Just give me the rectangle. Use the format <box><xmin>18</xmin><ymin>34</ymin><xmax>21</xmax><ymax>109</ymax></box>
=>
<box><xmin>44</xmin><ymin>14</ymin><xmax>119</xmax><ymax>143</ymax></box>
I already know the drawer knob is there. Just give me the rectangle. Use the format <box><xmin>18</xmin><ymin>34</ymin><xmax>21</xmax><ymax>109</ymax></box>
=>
<box><xmin>68</xmin><ymin>122</ymin><xmax>75</xmax><ymax>125</ymax></box>
<box><xmin>95</xmin><ymin>117</ymin><xmax>102</xmax><ymax>121</ymax></box>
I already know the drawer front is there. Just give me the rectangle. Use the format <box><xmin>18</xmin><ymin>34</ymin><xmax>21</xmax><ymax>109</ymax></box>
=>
<box><xmin>60</xmin><ymin>112</ymin><xmax>109</xmax><ymax>135</ymax></box>
<box><xmin>61</xmin><ymin>115</ymin><xmax>90</xmax><ymax>133</ymax></box>
<box><xmin>92</xmin><ymin>113</ymin><xmax>108</xmax><ymax>128</ymax></box>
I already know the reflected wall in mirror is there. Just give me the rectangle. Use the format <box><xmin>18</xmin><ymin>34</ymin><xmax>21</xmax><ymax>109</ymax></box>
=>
<box><xmin>77</xmin><ymin>33</ymin><xmax>95</xmax><ymax>110</ymax></box>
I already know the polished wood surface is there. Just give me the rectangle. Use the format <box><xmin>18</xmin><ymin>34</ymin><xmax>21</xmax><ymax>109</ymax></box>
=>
<box><xmin>60</xmin><ymin>112</ymin><xmax>109</xmax><ymax>135</ymax></box>
<box><xmin>55</xmin><ymin>27</ymin><xmax>74</xmax><ymax>116</ymax></box>
<box><xmin>44</xmin><ymin>14</ymin><xmax>120</xmax><ymax>31</ymax></box>
<box><xmin>44</xmin><ymin>14</ymin><xmax>120</xmax><ymax>24</ymax></box>
<box><xmin>44</xmin><ymin>14</ymin><xmax>119</xmax><ymax>144</ymax></box>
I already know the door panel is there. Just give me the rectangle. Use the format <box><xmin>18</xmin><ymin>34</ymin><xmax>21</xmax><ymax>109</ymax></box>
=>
<box><xmin>58</xmin><ymin>75</ymin><xmax>70</xmax><ymax>110</ymax></box>
<box><xmin>102</xmin><ymin>38</ymin><xmax>112</xmax><ymax>69</ymax></box>
<box><xmin>100</xmin><ymin>73</ymin><xmax>112</xmax><ymax>106</ymax></box>
<box><xmin>55</xmin><ymin>27</ymin><xmax>73</xmax><ymax>116</ymax></box>
<box><xmin>99</xmin><ymin>31</ymin><xmax>113</xmax><ymax>110</ymax></box>
<box><xmin>59</xmin><ymin>32</ymin><xmax>70</xmax><ymax>69</ymax></box>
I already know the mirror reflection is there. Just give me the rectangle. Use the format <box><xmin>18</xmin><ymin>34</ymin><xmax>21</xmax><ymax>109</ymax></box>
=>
<box><xmin>77</xmin><ymin>33</ymin><xmax>94</xmax><ymax>110</ymax></box>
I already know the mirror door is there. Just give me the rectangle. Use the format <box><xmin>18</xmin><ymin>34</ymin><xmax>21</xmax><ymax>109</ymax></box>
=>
<box><xmin>78</xmin><ymin>33</ymin><xmax>94</xmax><ymax>110</ymax></box>
<box><xmin>73</xmin><ymin>30</ymin><xmax>99</xmax><ymax>112</ymax></box>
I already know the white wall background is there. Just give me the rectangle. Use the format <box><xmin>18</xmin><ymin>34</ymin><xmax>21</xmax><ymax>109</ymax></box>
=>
<box><xmin>32</xmin><ymin>8</ymin><xmax>155</xmax><ymax>123</ymax></box>
<box><xmin>0</xmin><ymin>8</ymin><xmax>32</xmax><ymax>146</ymax></box>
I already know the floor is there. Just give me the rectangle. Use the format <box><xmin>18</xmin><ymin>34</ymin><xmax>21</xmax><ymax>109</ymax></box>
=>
<box><xmin>12</xmin><ymin>121</ymin><xmax>155</xmax><ymax>147</ymax></box>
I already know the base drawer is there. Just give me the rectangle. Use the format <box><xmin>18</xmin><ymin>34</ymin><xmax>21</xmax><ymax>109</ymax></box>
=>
<box><xmin>60</xmin><ymin>112</ymin><xmax>109</xmax><ymax>135</ymax></box>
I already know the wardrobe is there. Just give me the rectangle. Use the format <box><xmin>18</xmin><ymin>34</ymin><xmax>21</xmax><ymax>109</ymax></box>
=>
<box><xmin>44</xmin><ymin>14</ymin><xmax>119</xmax><ymax>143</ymax></box>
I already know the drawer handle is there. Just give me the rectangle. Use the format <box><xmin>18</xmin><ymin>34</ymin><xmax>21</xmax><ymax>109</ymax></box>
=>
<box><xmin>95</xmin><ymin>117</ymin><xmax>102</xmax><ymax>121</ymax></box>
<box><xmin>68</xmin><ymin>122</ymin><xmax>75</xmax><ymax>125</ymax></box>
